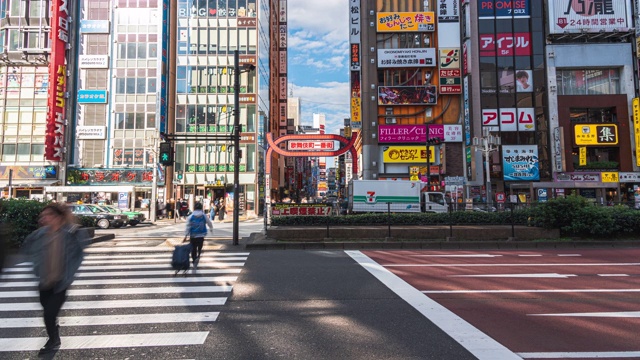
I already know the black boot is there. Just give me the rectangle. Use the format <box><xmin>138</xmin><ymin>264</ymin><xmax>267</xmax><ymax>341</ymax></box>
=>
<box><xmin>38</xmin><ymin>336</ymin><xmax>61</xmax><ymax>355</ymax></box>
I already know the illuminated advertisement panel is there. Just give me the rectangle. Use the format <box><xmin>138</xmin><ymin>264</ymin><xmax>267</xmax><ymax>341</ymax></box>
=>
<box><xmin>478</xmin><ymin>0</ymin><xmax>530</xmax><ymax>19</ymax></box>
<box><xmin>574</xmin><ymin>124</ymin><xmax>618</xmax><ymax>145</ymax></box>
<box><xmin>377</xmin><ymin>12</ymin><xmax>435</xmax><ymax>32</ymax></box>
<box><xmin>378</xmin><ymin>86</ymin><xmax>437</xmax><ymax>105</ymax></box>
<box><xmin>382</xmin><ymin>146</ymin><xmax>435</xmax><ymax>163</ymax></box>
<box><xmin>479</xmin><ymin>32</ymin><xmax>531</xmax><ymax>56</ymax></box>
<box><xmin>45</xmin><ymin>0</ymin><xmax>69</xmax><ymax>161</ymax></box>
<box><xmin>549</xmin><ymin>0</ymin><xmax>631</xmax><ymax>34</ymax></box>
<box><xmin>502</xmin><ymin>145</ymin><xmax>540</xmax><ymax>181</ymax></box>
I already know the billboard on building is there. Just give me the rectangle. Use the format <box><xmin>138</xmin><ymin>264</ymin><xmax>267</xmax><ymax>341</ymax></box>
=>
<box><xmin>437</xmin><ymin>0</ymin><xmax>460</xmax><ymax>47</ymax></box>
<box><xmin>377</xmin><ymin>48</ymin><xmax>436</xmax><ymax>68</ymax></box>
<box><xmin>376</xmin><ymin>12</ymin><xmax>435</xmax><ymax>32</ymax></box>
<box><xmin>382</xmin><ymin>146</ymin><xmax>435</xmax><ymax>163</ymax></box>
<box><xmin>79</xmin><ymin>55</ymin><xmax>109</xmax><ymax>68</ymax></box>
<box><xmin>502</xmin><ymin>145</ymin><xmax>540</xmax><ymax>181</ymax></box>
<box><xmin>574</xmin><ymin>124</ymin><xmax>619</xmax><ymax>145</ymax></box>
<box><xmin>482</xmin><ymin>108</ymin><xmax>536</xmax><ymax>131</ymax></box>
<box><xmin>548</xmin><ymin>0</ymin><xmax>632</xmax><ymax>34</ymax></box>
<box><xmin>45</xmin><ymin>0</ymin><xmax>70</xmax><ymax>162</ymax></box>
<box><xmin>378</xmin><ymin>124</ymin><xmax>462</xmax><ymax>143</ymax></box>
<box><xmin>78</xmin><ymin>90</ymin><xmax>108</xmax><ymax>104</ymax></box>
<box><xmin>478</xmin><ymin>0</ymin><xmax>530</xmax><ymax>19</ymax></box>
<box><xmin>79</xmin><ymin>20</ymin><xmax>110</xmax><ymax>34</ymax></box>
<box><xmin>479</xmin><ymin>32</ymin><xmax>531</xmax><ymax>56</ymax></box>
<box><xmin>378</xmin><ymin>86</ymin><xmax>437</xmax><ymax>105</ymax></box>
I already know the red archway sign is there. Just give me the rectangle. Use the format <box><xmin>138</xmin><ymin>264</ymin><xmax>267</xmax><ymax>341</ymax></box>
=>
<box><xmin>264</xmin><ymin>133</ymin><xmax>358</xmax><ymax>204</ymax></box>
<box><xmin>265</xmin><ymin>133</ymin><xmax>358</xmax><ymax>175</ymax></box>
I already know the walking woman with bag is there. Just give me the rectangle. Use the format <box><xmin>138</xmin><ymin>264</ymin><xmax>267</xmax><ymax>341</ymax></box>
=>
<box><xmin>22</xmin><ymin>203</ymin><xmax>88</xmax><ymax>355</ymax></box>
<box><xmin>184</xmin><ymin>202</ymin><xmax>214</xmax><ymax>268</ymax></box>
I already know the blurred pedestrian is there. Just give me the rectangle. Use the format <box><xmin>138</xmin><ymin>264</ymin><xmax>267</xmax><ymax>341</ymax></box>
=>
<box><xmin>184</xmin><ymin>202</ymin><xmax>213</xmax><ymax>269</ymax></box>
<box><xmin>217</xmin><ymin>198</ymin><xmax>226</xmax><ymax>221</ymax></box>
<box><xmin>21</xmin><ymin>203</ymin><xmax>87</xmax><ymax>355</ymax></box>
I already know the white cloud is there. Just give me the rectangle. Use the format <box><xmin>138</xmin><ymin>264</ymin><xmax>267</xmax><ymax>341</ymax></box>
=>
<box><xmin>286</xmin><ymin>2</ymin><xmax>351</xmax><ymax>136</ymax></box>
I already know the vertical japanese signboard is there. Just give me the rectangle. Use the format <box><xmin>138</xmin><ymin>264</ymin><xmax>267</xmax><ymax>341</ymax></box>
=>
<box><xmin>46</xmin><ymin>0</ymin><xmax>69</xmax><ymax>161</ymax></box>
<box><xmin>279</xmin><ymin>0</ymin><xmax>287</xmax><ymax>127</ymax></box>
<box><xmin>349</xmin><ymin>0</ymin><xmax>361</xmax><ymax>129</ymax></box>
<box><xmin>633</xmin><ymin>98</ymin><xmax>640</xmax><ymax>166</ymax></box>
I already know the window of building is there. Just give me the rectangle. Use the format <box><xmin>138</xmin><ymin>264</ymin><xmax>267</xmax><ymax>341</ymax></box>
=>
<box><xmin>569</xmin><ymin>107</ymin><xmax>617</xmax><ymax>124</ymax></box>
<box><xmin>557</xmin><ymin>68</ymin><xmax>621</xmax><ymax>95</ymax></box>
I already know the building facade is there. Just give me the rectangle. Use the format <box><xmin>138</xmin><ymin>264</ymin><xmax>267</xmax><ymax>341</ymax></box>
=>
<box><xmin>350</xmin><ymin>0</ymin><xmax>640</xmax><ymax>207</ymax></box>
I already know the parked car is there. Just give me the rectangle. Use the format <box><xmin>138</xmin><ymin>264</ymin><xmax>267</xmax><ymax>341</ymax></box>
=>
<box><xmin>67</xmin><ymin>204</ymin><xmax>126</xmax><ymax>229</ymax></box>
<box><xmin>98</xmin><ymin>205</ymin><xmax>146</xmax><ymax>226</ymax></box>
<box><xmin>94</xmin><ymin>205</ymin><xmax>130</xmax><ymax>227</ymax></box>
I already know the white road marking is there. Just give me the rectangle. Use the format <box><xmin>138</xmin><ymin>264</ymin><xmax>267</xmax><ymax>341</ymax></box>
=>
<box><xmin>0</xmin><ymin>297</ymin><xmax>226</xmax><ymax>311</ymax></box>
<box><xmin>412</xmin><ymin>254</ymin><xmax>503</xmax><ymax>257</ymax></box>
<box><xmin>0</xmin><ymin>285</ymin><xmax>233</xmax><ymax>298</ymax></box>
<box><xmin>449</xmin><ymin>273</ymin><xmax>576</xmax><ymax>278</ymax></box>
<box><xmin>0</xmin><ymin>312</ymin><xmax>219</xmax><ymax>328</ymax></box>
<box><xmin>346</xmin><ymin>250</ymin><xmax>520</xmax><ymax>360</ymax></box>
<box><xmin>84</xmin><ymin>246</ymin><xmax>209</xmax><ymax>253</ymax></box>
<box><xmin>597</xmin><ymin>274</ymin><xmax>629</xmax><ymax>277</ymax></box>
<box><xmin>518</xmin><ymin>254</ymin><xmax>542</xmax><ymax>257</ymax></box>
<box><xmin>81</xmin><ymin>257</ymin><xmax>247</xmax><ymax>264</ymax></box>
<box><xmin>557</xmin><ymin>254</ymin><xmax>581</xmax><ymax>257</ymax></box>
<box><xmin>384</xmin><ymin>262</ymin><xmax>640</xmax><ymax>267</ymax></box>
<box><xmin>529</xmin><ymin>311</ymin><xmax>640</xmax><ymax>318</ymax></box>
<box><xmin>423</xmin><ymin>289</ymin><xmax>640</xmax><ymax>294</ymax></box>
<box><xmin>84</xmin><ymin>252</ymin><xmax>250</xmax><ymax>259</ymax></box>
<box><xmin>76</xmin><ymin>269</ymin><xmax>241</xmax><ymax>277</ymax></box>
<box><xmin>0</xmin><ymin>332</ymin><xmax>209</xmax><ymax>351</ymax></box>
<box><xmin>518</xmin><ymin>351</ymin><xmax>640</xmax><ymax>358</ymax></box>
<box><xmin>0</xmin><ymin>276</ymin><xmax>237</xmax><ymax>288</ymax></box>
<box><xmin>6</xmin><ymin>262</ymin><xmax>246</xmax><ymax>272</ymax></box>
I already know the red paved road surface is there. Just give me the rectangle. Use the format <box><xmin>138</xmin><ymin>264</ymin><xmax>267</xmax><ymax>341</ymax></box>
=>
<box><xmin>363</xmin><ymin>249</ymin><xmax>640</xmax><ymax>359</ymax></box>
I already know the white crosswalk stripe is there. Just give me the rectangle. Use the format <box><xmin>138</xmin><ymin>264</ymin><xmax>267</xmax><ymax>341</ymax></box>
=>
<box><xmin>0</xmin><ymin>247</ymin><xmax>247</xmax><ymax>353</ymax></box>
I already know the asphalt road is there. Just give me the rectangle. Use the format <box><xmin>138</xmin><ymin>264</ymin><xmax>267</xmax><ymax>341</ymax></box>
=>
<box><xmin>0</xmin><ymin>244</ymin><xmax>478</xmax><ymax>360</ymax></box>
<box><xmin>365</xmin><ymin>249</ymin><xmax>640</xmax><ymax>359</ymax></box>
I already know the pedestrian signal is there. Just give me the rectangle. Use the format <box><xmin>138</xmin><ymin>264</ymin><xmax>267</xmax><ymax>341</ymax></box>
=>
<box><xmin>159</xmin><ymin>142</ymin><xmax>173</xmax><ymax>166</ymax></box>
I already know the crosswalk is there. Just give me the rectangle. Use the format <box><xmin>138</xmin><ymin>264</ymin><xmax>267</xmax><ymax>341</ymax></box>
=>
<box><xmin>0</xmin><ymin>246</ymin><xmax>249</xmax><ymax>354</ymax></box>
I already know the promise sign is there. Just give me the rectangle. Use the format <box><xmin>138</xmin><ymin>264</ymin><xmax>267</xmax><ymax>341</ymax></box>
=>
<box><xmin>45</xmin><ymin>0</ymin><xmax>70</xmax><ymax>161</ymax></box>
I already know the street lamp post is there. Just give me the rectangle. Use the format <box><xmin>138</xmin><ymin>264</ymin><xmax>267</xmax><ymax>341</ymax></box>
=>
<box><xmin>472</xmin><ymin>128</ymin><xmax>501</xmax><ymax>210</ymax></box>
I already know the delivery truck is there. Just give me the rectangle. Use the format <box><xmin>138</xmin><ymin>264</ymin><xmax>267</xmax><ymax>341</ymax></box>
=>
<box><xmin>347</xmin><ymin>180</ymin><xmax>448</xmax><ymax>213</ymax></box>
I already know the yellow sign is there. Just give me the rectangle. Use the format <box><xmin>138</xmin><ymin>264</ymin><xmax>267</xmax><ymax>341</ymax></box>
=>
<box><xmin>579</xmin><ymin>147</ymin><xmax>586</xmax><ymax>166</ymax></box>
<box><xmin>601</xmin><ymin>172</ymin><xmax>619</xmax><ymax>183</ymax></box>
<box><xmin>350</xmin><ymin>97</ymin><xmax>361</xmax><ymax>123</ymax></box>
<box><xmin>574</xmin><ymin>124</ymin><xmax>618</xmax><ymax>145</ymax></box>
<box><xmin>383</xmin><ymin>146</ymin><xmax>435</xmax><ymax>163</ymax></box>
<box><xmin>634</xmin><ymin>98</ymin><xmax>640</xmax><ymax>166</ymax></box>
<box><xmin>376</xmin><ymin>12</ymin><xmax>435</xmax><ymax>32</ymax></box>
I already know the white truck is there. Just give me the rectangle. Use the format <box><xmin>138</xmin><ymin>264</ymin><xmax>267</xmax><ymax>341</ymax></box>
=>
<box><xmin>347</xmin><ymin>180</ymin><xmax>448</xmax><ymax>214</ymax></box>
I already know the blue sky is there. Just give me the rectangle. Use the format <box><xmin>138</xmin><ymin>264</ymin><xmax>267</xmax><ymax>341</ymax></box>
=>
<box><xmin>287</xmin><ymin>1</ymin><xmax>350</xmax><ymax>135</ymax></box>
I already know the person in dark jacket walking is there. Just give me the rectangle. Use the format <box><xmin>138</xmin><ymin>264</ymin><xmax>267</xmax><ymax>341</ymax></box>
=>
<box><xmin>22</xmin><ymin>203</ymin><xmax>87</xmax><ymax>355</ymax></box>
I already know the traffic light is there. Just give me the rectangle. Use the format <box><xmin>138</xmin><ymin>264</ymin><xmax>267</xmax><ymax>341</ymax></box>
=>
<box><xmin>159</xmin><ymin>142</ymin><xmax>173</xmax><ymax>166</ymax></box>
<box><xmin>427</xmin><ymin>137</ymin><xmax>441</xmax><ymax>145</ymax></box>
<box><xmin>176</xmin><ymin>171</ymin><xmax>183</xmax><ymax>181</ymax></box>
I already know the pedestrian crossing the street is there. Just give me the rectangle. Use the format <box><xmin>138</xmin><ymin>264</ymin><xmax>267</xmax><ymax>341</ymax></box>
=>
<box><xmin>0</xmin><ymin>247</ymin><xmax>249</xmax><ymax>355</ymax></box>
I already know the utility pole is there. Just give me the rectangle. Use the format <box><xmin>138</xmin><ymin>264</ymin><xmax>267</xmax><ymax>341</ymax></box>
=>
<box><xmin>149</xmin><ymin>133</ymin><xmax>158</xmax><ymax>223</ymax></box>
<box><xmin>473</xmin><ymin>128</ymin><xmax>501</xmax><ymax>210</ymax></box>
<box><xmin>233</xmin><ymin>50</ymin><xmax>241</xmax><ymax>246</ymax></box>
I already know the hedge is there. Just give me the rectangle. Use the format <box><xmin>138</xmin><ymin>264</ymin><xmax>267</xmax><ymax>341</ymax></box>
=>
<box><xmin>271</xmin><ymin>196</ymin><xmax>640</xmax><ymax>239</ymax></box>
<box><xmin>0</xmin><ymin>199</ymin><xmax>96</xmax><ymax>248</ymax></box>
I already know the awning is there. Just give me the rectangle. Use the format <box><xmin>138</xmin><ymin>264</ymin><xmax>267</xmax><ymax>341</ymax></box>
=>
<box><xmin>0</xmin><ymin>180</ymin><xmax>60</xmax><ymax>188</ymax></box>
<box><xmin>44</xmin><ymin>185</ymin><xmax>136</xmax><ymax>193</ymax></box>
